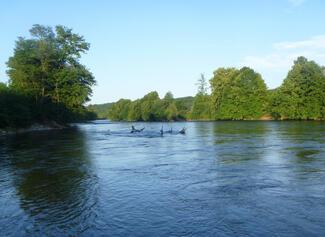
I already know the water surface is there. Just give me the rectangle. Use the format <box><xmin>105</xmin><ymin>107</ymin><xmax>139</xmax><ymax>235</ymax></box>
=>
<box><xmin>0</xmin><ymin>121</ymin><xmax>325</xmax><ymax>236</ymax></box>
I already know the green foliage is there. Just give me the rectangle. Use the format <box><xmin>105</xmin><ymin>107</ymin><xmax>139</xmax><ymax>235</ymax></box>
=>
<box><xmin>7</xmin><ymin>24</ymin><xmax>95</xmax><ymax>111</ymax></box>
<box><xmin>0</xmin><ymin>84</ymin><xmax>32</xmax><ymax>127</ymax></box>
<box><xmin>191</xmin><ymin>74</ymin><xmax>211</xmax><ymax>120</ymax></box>
<box><xmin>175</xmin><ymin>96</ymin><xmax>194</xmax><ymax>109</ymax></box>
<box><xmin>163</xmin><ymin>91</ymin><xmax>174</xmax><ymax>102</ymax></box>
<box><xmin>107</xmin><ymin>91</ymin><xmax>185</xmax><ymax>122</ymax></box>
<box><xmin>1</xmin><ymin>25</ymin><xmax>96</xmax><ymax>129</ymax></box>
<box><xmin>87</xmin><ymin>103</ymin><xmax>113</xmax><ymax>119</ymax></box>
<box><xmin>140</xmin><ymin>91</ymin><xmax>161</xmax><ymax>121</ymax></box>
<box><xmin>3</xmin><ymin>26</ymin><xmax>323</xmax><ymax>125</ymax></box>
<box><xmin>196</xmin><ymin>73</ymin><xmax>209</xmax><ymax>95</ymax></box>
<box><xmin>98</xmin><ymin>95</ymin><xmax>193</xmax><ymax>121</ymax></box>
<box><xmin>88</xmin><ymin>57</ymin><xmax>325</xmax><ymax>122</ymax></box>
<box><xmin>108</xmin><ymin>99</ymin><xmax>131</xmax><ymax>121</ymax></box>
<box><xmin>174</xmin><ymin>96</ymin><xmax>194</xmax><ymax>120</ymax></box>
<box><xmin>0</xmin><ymin>82</ymin><xmax>96</xmax><ymax>129</ymax></box>
<box><xmin>191</xmin><ymin>94</ymin><xmax>211</xmax><ymax>120</ymax></box>
<box><xmin>162</xmin><ymin>91</ymin><xmax>178</xmax><ymax>121</ymax></box>
<box><xmin>165</xmin><ymin>102</ymin><xmax>178</xmax><ymax>121</ymax></box>
<box><xmin>128</xmin><ymin>100</ymin><xmax>143</xmax><ymax>121</ymax></box>
<box><xmin>270</xmin><ymin>57</ymin><xmax>325</xmax><ymax>120</ymax></box>
<box><xmin>210</xmin><ymin>67</ymin><xmax>268</xmax><ymax>120</ymax></box>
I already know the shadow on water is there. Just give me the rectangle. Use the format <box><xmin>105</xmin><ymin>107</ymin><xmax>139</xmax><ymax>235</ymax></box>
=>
<box><xmin>211</xmin><ymin>122</ymin><xmax>269</xmax><ymax>164</ymax></box>
<box><xmin>0</xmin><ymin>128</ymin><xmax>98</xmax><ymax>236</ymax></box>
<box><xmin>275</xmin><ymin>122</ymin><xmax>325</xmax><ymax>170</ymax></box>
<box><xmin>295</xmin><ymin>149</ymin><xmax>319</xmax><ymax>161</ymax></box>
<box><xmin>277</xmin><ymin>121</ymin><xmax>325</xmax><ymax>144</ymax></box>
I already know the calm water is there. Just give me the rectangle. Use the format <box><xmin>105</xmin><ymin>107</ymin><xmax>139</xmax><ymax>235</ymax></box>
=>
<box><xmin>0</xmin><ymin>121</ymin><xmax>325</xmax><ymax>236</ymax></box>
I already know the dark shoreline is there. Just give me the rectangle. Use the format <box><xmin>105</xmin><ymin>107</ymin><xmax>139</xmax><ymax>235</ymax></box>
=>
<box><xmin>2</xmin><ymin>119</ymin><xmax>324</xmax><ymax>135</ymax></box>
<box><xmin>96</xmin><ymin>119</ymin><xmax>325</xmax><ymax>123</ymax></box>
<box><xmin>0</xmin><ymin>122</ymin><xmax>68</xmax><ymax>136</ymax></box>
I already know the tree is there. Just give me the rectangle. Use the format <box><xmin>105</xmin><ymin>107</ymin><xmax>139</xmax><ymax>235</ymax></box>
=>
<box><xmin>128</xmin><ymin>100</ymin><xmax>143</xmax><ymax>121</ymax></box>
<box><xmin>191</xmin><ymin>74</ymin><xmax>211</xmax><ymax>120</ymax></box>
<box><xmin>140</xmin><ymin>91</ymin><xmax>160</xmax><ymax>121</ymax></box>
<box><xmin>191</xmin><ymin>95</ymin><xmax>211</xmax><ymax>120</ymax></box>
<box><xmin>105</xmin><ymin>91</ymin><xmax>186</xmax><ymax>122</ymax></box>
<box><xmin>163</xmin><ymin>91</ymin><xmax>174</xmax><ymax>102</ymax></box>
<box><xmin>175</xmin><ymin>98</ymin><xmax>192</xmax><ymax>120</ymax></box>
<box><xmin>163</xmin><ymin>91</ymin><xmax>179</xmax><ymax>120</ymax></box>
<box><xmin>0</xmin><ymin>83</ymin><xmax>33</xmax><ymax>128</ymax></box>
<box><xmin>108</xmin><ymin>99</ymin><xmax>131</xmax><ymax>121</ymax></box>
<box><xmin>210</xmin><ymin>67</ymin><xmax>267</xmax><ymax>120</ymax></box>
<box><xmin>270</xmin><ymin>57</ymin><xmax>325</xmax><ymax>120</ymax></box>
<box><xmin>7</xmin><ymin>24</ymin><xmax>95</xmax><ymax>111</ymax></box>
<box><xmin>210</xmin><ymin>67</ymin><xmax>238</xmax><ymax>119</ymax></box>
<box><xmin>196</xmin><ymin>73</ymin><xmax>208</xmax><ymax>95</ymax></box>
<box><xmin>165</xmin><ymin>102</ymin><xmax>178</xmax><ymax>121</ymax></box>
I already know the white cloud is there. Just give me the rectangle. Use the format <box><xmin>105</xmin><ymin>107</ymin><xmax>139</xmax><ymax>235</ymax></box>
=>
<box><xmin>241</xmin><ymin>54</ymin><xmax>294</xmax><ymax>70</ymax></box>
<box><xmin>239</xmin><ymin>35</ymin><xmax>325</xmax><ymax>88</ymax></box>
<box><xmin>274</xmin><ymin>35</ymin><xmax>325</xmax><ymax>50</ymax></box>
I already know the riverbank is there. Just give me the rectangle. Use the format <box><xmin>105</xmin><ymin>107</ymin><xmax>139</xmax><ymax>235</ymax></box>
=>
<box><xmin>0</xmin><ymin>121</ymin><xmax>68</xmax><ymax>136</ymax></box>
<box><xmin>106</xmin><ymin>114</ymin><xmax>325</xmax><ymax>122</ymax></box>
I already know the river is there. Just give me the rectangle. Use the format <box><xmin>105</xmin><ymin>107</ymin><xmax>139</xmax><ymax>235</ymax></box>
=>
<box><xmin>0</xmin><ymin>121</ymin><xmax>324</xmax><ymax>236</ymax></box>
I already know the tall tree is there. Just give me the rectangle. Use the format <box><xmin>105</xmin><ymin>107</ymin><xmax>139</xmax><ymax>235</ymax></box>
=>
<box><xmin>165</xmin><ymin>103</ymin><xmax>178</xmax><ymax>121</ymax></box>
<box><xmin>140</xmin><ymin>91</ymin><xmax>161</xmax><ymax>121</ymax></box>
<box><xmin>128</xmin><ymin>100</ymin><xmax>143</xmax><ymax>121</ymax></box>
<box><xmin>271</xmin><ymin>57</ymin><xmax>325</xmax><ymax>119</ymax></box>
<box><xmin>196</xmin><ymin>73</ymin><xmax>208</xmax><ymax>95</ymax></box>
<box><xmin>0</xmin><ymin>82</ymin><xmax>33</xmax><ymax>127</ymax></box>
<box><xmin>163</xmin><ymin>91</ymin><xmax>179</xmax><ymax>120</ymax></box>
<box><xmin>108</xmin><ymin>99</ymin><xmax>131</xmax><ymax>121</ymax></box>
<box><xmin>191</xmin><ymin>74</ymin><xmax>211</xmax><ymax>120</ymax></box>
<box><xmin>7</xmin><ymin>24</ymin><xmax>95</xmax><ymax>110</ymax></box>
<box><xmin>163</xmin><ymin>91</ymin><xmax>174</xmax><ymax>102</ymax></box>
<box><xmin>210</xmin><ymin>67</ymin><xmax>267</xmax><ymax>120</ymax></box>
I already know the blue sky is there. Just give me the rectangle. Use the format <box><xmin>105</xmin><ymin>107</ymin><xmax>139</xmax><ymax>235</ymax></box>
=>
<box><xmin>0</xmin><ymin>0</ymin><xmax>324</xmax><ymax>104</ymax></box>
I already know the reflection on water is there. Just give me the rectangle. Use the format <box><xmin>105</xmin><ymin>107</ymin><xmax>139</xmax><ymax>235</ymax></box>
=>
<box><xmin>210</xmin><ymin>122</ymin><xmax>269</xmax><ymax>165</ymax></box>
<box><xmin>0</xmin><ymin>121</ymin><xmax>325</xmax><ymax>236</ymax></box>
<box><xmin>0</xmin><ymin>129</ymin><xmax>98</xmax><ymax>236</ymax></box>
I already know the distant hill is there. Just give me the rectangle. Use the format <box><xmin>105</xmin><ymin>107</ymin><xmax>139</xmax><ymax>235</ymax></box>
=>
<box><xmin>88</xmin><ymin>96</ymin><xmax>194</xmax><ymax>119</ymax></box>
<box><xmin>174</xmin><ymin>96</ymin><xmax>194</xmax><ymax>110</ymax></box>
<box><xmin>87</xmin><ymin>102</ymin><xmax>114</xmax><ymax>119</ymax></box>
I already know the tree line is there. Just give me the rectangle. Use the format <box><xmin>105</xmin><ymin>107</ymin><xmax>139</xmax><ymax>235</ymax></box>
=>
<box><xmin>104</xmin><ymin>57</ymin><xmax>325</xmax><ymax>121</ymax></box>
<box><xmin>1</xmin><ymin>25</ymin><xmax>324</xmax><ymax>127</ymax></box>
<box><xmin>105</xmin><ymin>91</ymin><xmax>190</xmax><ymax>122</ymax></box>
<box><xmin>0</xmin><ymin>25</ymin><xmax>96</xmax><ymax>129</ymax></box>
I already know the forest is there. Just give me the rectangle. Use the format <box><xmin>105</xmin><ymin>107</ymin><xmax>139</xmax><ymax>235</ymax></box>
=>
<box><xmin>1</xmin><ymin>25</ymin><xmax>325</xmax><ymax>129</ymax></box>
<box><xmin>0</xmin><ymin>25</ymin><xmax>96</xmax><ymax>129</ymax></box>
<box><xmin>96</xmin><ymin>57</ymin><xmax>325</xmax><ymax>121</ymax></box>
